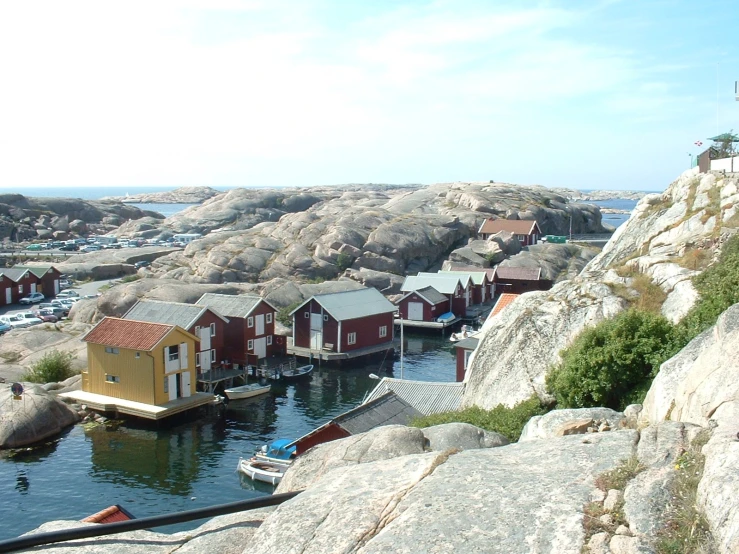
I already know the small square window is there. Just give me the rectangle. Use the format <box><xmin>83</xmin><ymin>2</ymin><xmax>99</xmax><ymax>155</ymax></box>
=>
<box><xmin>266</xmin><ymin>313</ymin><xmax>272</xmax><ymax>324</ymax></box>
<box><xmin>194</xmin><ymin>325</ymin><xmax>200</xmax><ymax>335</ymax></box>
<box><xmin>347</xmin><ymin>332</ymin><xmax>356</xmax><ymax>345</ymax></box>
<box><xmin>105</xmin><ymin>347</ymin><xmax>119</xmax><ymax>355</ymax></box>
<box><xmin>267</xmin><ymin>335</ymin><xmax>272</xmax><ymax>345</ymax></box>
<box><xmin>304</xmin><ymin>312</ymin><xmax>309</xmax><ymax>318</ymax></box>
<box><xmin>323</xmin><ymin>314</ymin><xmax>328</xmax><ymax>322</ymax></box>
<box><xmin>247</xmin><ymin>316</ymin><xmax>254</xmax><ymax>328</ymax></box>
<box><xmin>379</xmin><ymin>326</ymin><xmax>387</xmax><ymax>338</ymax></box>
<box><xmin>247</xmin><ymin>340</ymin><xmax>254</xmax><ymax>350</ymax></box>
<box><xmin>135</xmin><ymin>352</ymin><xmax>140</xmax><ymax>359</ymax></box>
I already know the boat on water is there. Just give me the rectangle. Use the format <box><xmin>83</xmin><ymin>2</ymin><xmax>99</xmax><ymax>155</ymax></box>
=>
<box><xmin>223</xmin><ymin>382</ymin><xmax>271</xmax><ymax>400</ymax></box>
<box><xmin>449</xmin><ymin>325</ymin><xmax>480</xmax><ymax>342</ymax></box>
<box><xmin>237</xmin><ymin>457</ymin><xmax>290</xmax><ymax>485</ymax></box>
<box><xmin>272</xmin><ymin>364</ymin><xmax>313</xmax><ymax>381</ymax></box>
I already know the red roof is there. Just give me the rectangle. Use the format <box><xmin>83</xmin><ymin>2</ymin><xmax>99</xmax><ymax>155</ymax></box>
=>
<box><xmin>489</xmin><ymin>293</ymin><xmax>520</xmax><ymax>318</ymax></box>
<box><xmin>479</xmin><ymin>219</ymin><xmax>541</xmax><ymax>236</ymax></box>
<box><xmin>83</xmin><ymin>317</ymin><xmax>175</xmax><ymax>351</ymax></box>
<box><xmin>494</xmin><ymin>267</ymin><xmax>542</xmax><ymax>281</ymax></box>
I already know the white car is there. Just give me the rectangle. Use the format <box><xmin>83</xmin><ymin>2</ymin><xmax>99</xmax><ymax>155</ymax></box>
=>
<box><xmin>17</xmin><ymin>312</ymin><xmax>43</xmax><ymax>326</ymax></box>
<box><xmin>0</xmin><ymin>314</ymin><xmax>32</xmax><ymax>329</ymax></box>
<box><xmin>19</xmin><ymin>292</ymin><xmax>45</xmax><ymax>305</ymax></box>
<box><xmin>80</xmin><ymin>245</ymin><xmax>101</xmax><ymax>253</ymax></box>
<box><xmin>56</xmin><ymin>290</ymin><xmax>80</xmax><ymax>299</ymax></box>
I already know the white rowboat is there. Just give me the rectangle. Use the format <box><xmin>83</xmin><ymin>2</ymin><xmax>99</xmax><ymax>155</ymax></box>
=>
<box><xmin>224</xmin><ymin>383</ymin><xmax>271</xmax><ymax>400</ymax></box>
<box><xmin>237</xmin><ymin>457</ymin><xmax>290</xmax><ymax>485</ymax></box>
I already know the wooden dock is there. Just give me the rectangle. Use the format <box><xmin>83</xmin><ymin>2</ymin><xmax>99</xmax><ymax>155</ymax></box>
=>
<box><xmin>59</xmin><ymin>391</ymin><xmax>218</xmax><ymax>420</ymax></box>
<box><xmin>394</xmin><ymin>317</ymin><xmax>460</xmax><ymax>330</ymax></box>
<box><xmin>197</xmin><ymin>365</ymin><xmax>248</xmax><ymax>393</ymax></box>
<box><xmin>287</xmin><ymin>340</ymin><xmax>397</xmax><ymax>363</ymax></box>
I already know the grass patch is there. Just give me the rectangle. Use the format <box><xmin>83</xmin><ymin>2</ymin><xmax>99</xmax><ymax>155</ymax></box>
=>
<box><xmin>410</xmin><ymin>396</ymin><xmax>549</xmax><ymax>443</ymax></box>
<box><xmin>0</xmin><ymin>351</ymin><xmax>21</xmax><ymax>363</ymax></box>
<box><xmin>595</xmin><ymin>455</ymin><xmax>646</xmax><ymax>491</ymax></box>
<box><xmin>23</xmin><ymin>350</ymin><xmax>77</xmax><ymax>383</ymax></box>
<box><xmin>120</xmin><ymin>274</ymin><xmax>142</xmax><ymax>283</ymax></box>
<box><xmin>608</xmin><ymin>270</ymin><xmax>667</xmax><ymax>315</ymax></box>
<box><xmin>675</xmin><ymin>248</ymin><xmax>712</xmax><ymax>271</ymax></box>
<box><xmin>654</xmin><ymin>430</ymin><xmax>714</xmax><ymax>554</ymax></box>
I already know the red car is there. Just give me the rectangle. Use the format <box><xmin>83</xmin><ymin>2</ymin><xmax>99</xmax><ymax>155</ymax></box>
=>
<box><xmin>35</xmin><ymin>309</ymin><xmax>59</xmax><ymax>323</ymax></box>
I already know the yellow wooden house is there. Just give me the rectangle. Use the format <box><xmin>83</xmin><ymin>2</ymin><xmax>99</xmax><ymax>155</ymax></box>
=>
<box><xmin>66</xmin><ymin>317</ymin><xmax>214</xmax><ymax>419</ymax></box>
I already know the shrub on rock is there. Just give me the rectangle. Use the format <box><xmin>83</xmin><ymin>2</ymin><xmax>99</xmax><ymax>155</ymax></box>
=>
<box><xmin>23</xmin><ymin>350</ymin><xmax>76</xmax><ymax>384</ymax></box>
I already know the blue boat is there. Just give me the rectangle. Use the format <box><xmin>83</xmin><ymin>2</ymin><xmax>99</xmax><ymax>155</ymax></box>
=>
<box><xmin>436</xmin><ymin>311</ymin><xmax>455</xmax><ymax>323</ymax></box>
<box><xmin>258</xmin><ymin>438</ymin><xmax>296</xmax><ymax>462</ymax></box>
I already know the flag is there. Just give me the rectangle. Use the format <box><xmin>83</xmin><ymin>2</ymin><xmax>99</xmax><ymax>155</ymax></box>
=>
<box><xmin>695</xmin><ymin>141</ymin><xmax>703</xmax><ymax>147</ymax></box>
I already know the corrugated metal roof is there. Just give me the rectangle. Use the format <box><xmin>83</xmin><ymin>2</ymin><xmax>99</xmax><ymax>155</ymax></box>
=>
<box><xmin>438</xmin><ymin>270</ymin><xmax>489</xmax><ymax>286</ymax></box>
<box><xmin>489</xmin><ymin>293</ymin><xmax>520</xmax><ymax>318</ymax></box>
<box><xmin>418</xmin><ymin>272</ymin><xmax>471</xmax><ymax>288</ymax></box>
<box><xmin>446</xmin><ymin>264</ymin><xmax>496</xmax><ymax>281</ymax></box>
<box><xmin>479</xmin><ymin>218</ymin><xmax>540</xmax><ymax>235</ymax></box>
<box><xmin>363</xmin><ymin>378</ymin><xmax>464</xmax><ymax>416</ymax></box>
<box><xmin>123</xmin><ymin>300</ymin><xmax>228</xmax><ymax>328</ymax></box>
<box><xmin>306</xmin><ymin>287</ymin><xmax>396</xmax><ymax>321</ymax></box>
<box><xmin>399</xmin><ymin>286</ymin><xmax>448</xmax><ymax>305</ymax></box>
<box><xmin>401</xmin><ymin>275</ymin><xmax>461</xmax><ymax>295</ymax></box>
<box><xmin>13</xmin><ymin>265</ymin><xmax>59</xmax><ymax>278</ymax></box>
<box><xmin>83</xmin><ymin>317</ymin><xmax>176</xmax><ymax>351</ymax></box>
<box><xmin>196</xmin><ymin>293</ymin><xmax>272</xmax><ymax>318</ymax></box>
<box><xmin>494</xmin><ymin>267</ymin><xmax>542</xmax><ymax>281</ymax></box>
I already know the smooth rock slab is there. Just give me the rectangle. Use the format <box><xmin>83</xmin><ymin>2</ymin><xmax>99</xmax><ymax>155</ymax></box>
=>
<box><xmin>421</xmin><ymin>422</ymin><xmax>509</xmax><ymax>450</ymax></box>
<box><xmin>520</xmin><ymin>408</ymin><xmax>624</xmax><ymax>442</ymax></box>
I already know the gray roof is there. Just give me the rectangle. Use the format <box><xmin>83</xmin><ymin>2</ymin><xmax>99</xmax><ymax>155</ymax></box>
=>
<box><xmin>418</xmin><ymin>272</ymin><xmax>471</xmax><ymax>288</ymax></box>
<box><xmin>196</xmin><ymin>293</ymin><xmax>276</xmax><ymax>318</ymax></box>
<box><xmin>295</xmin><ymin>287</ymin><xmax>396</xmax><ymax>321</ymax></box>
<box><xmin>400</xmin><ymin>275</ymin><xmax>461</xmax><ymax>295</ymax></box>
<box><xmin>364</xmin><ymin>378</ymin><xmax>464</xmax><ymax>416</ymax></box>
<box><xmin>438</xmin><ymin>270</ymin><xmax>489</xmax><ymax>286</ymax></box>
<box><xmin>455</xmin><ymin>337</ymin><xmax>479</xmax><ymax>350</ymax></box>
<box><xmin>398</xmin><ymin>286</ymin><xmax>447</xmax><ymax>305</ymax></box>
<box><xmin>123</xmin><ymin>300</ymin><xmax>228</xmax><ymax>328</ymax></box>
<box><xmin>0</xmin><ymin>268</ymin><xmax>31</xmax><ymax>282</ymax></box>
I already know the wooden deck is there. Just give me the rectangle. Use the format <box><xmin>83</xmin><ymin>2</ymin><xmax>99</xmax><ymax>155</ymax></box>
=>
<box><xmin>59</xmin><ymin>391</ymin><xmax>218</xmax><ymax>420</ymax></box>
<box><xmin>287</xmin><ymin>339</ymin><xmax>398</xmax><ymax>362</ymax></box>
<box><xmin>197</xmin><ymin>365</ymin><xmax>248</xmax><ymax>393</ymax></box>
<box><xmin>394</xmin><ymin>316</ymin><xmax>460</xmax><ymax>329</ymax></box>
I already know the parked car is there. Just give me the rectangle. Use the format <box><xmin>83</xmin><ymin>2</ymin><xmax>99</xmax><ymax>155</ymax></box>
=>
<box><xmin>0</xmin><ymin>321</ymin><xmax>12</xmax><ymax>335</ymax></box>
<box><xmin>0</xmin><ymin>314</ymin><xmax>32</xmax><ymax>329</ymax></box>
<box><xmin>59</xmin><ymin>243</ymin><xmax>79</xmax><ymax>251</ymax></box>
<box><xmin>34</xmin><ymin>306</ymin><xmax>66</xmax><ymax>319</ymax></box>
<box><xmin>134</xmin><ymin>260</ymin><xmax>151</xmax><ymax>269</ymax></box>
<box><xmin>19</xmin><ymin>292</ymin><xmax>45</xmax><ymax>305</ymax></box>
<box><xmin>56</xmin><ymin>290</ymin><xmax>79</xmax><ymax>299</ymax></box>
<box><xmin>59</xmin><ymin>279</ymin><xmax>73</xmax><ymax>289</ymax></box>
<box><xmin>26</xmin><ymin>244</ymin><xmax>44</xmax><ymax>251</ymax></box>
<box><xmin>35</xmin><ymin>309</ymin><xmax>59</xmax><ymax>323</ymax></box>
<box><xmin>80</xmin><ymin>245</ymin><xmax>101</xmax><ymax>252</ymax></box>
<box><xmin>49</xmin><ymin>300</ymin><xmax>70</xmax><ymax>315</ymax></box>
<box><xmin>18</xmin><ymin>312</ymin><xmax>44</xmax><ymax>326</ymax></box>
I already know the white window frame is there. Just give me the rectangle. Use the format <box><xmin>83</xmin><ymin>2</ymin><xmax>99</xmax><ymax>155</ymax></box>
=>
<box><xmin>210</xmin><ymin>322</ymin><xmax>216</xmax><ymax>336</ymax></box>
<box><xmin>304</xmin><ymin>311</ymin><xmax>309</xmax><ymax>318</ymax></box>
<box><xmin>266</xmin><ymin>312</ymin><xmax>273</xmax><ymax>324</ymax></box>
<box><xmin>210</xmin><ymin>349</ymin><xmax>216</xmax><ymax>362</ymax></box>
<box><xmin>247</xmin><ymin>339</ymin><xmax>254</xmax><ymax>351</ymax></box>
<box><xmin>347</xmin><ymin>332</ymin><xmax>356</xmax><ymax>345</ymax></box>
<box><xmin>168</xmin><ymin>345</ymin><xmax>179</xmax><ymax>362</ymax></box>
<box><xmin>135</xmin><ymin>352</ymin><xmax>140</xmax><ymax>359</ymax></box>
<box><xmin>247</xmin><ymin>316</ymin><xmax>254</xmax><ymax>328</ymax></box>
<box><xmin>267</xmin><ymin>335</ymin><xmax>272</xmax><ymax>345</ymax></box>
<box><xmin>323</xmin><ymin>314</ymin><xmax>329</xmax><ymax>321</ymax></box>
<box><xmin>194</xmin><ymin>325</ymin><xmax>201</xmax><ymax>335</ymax></box>
<box><xmin>379</xmin><ymin>325</ymin><xmax>387</xmax><ymax>338</ymax></box>
<box><xmin>105</xmin><ymin>347</ymin><xmax>119</xmax><ymax>355</ymax></box>
<box><xmin>18</xmin><ymin>285</ymin><xmax>23</xmax><ymax>294</ymax></box>
<box><xmin>195</xmin><ymin>352</ymin><xmax>201</xmax><ymax>367</ymax></box>
<box><xmin>105</xmin><ymin>374</ymin><xmax>120</xmax><ymax>383</ymax></box>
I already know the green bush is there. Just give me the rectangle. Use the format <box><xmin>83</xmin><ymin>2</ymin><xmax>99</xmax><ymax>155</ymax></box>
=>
<box><xmin>546</xmin><ymin>309</ymin><xmax>682</xmax><ymax>410</ymax></box>
<box><xmin>23</xmin><ymin>350</ymin><xmax>76</xmax><ymax>383</ymax></box>
<box><xmin>410</xmin><ymin>396</ymin><xmax>548</xmax><ymax>443</ymax></box>
<box><xmin>335</xmin><ymin>252</ymin><xmax>354</xmax><ymax>272</ymax></box>
<box><xmin>276</xmin><ymin>301</ymin><xmax>302</xmax><ymax>327</ymax></box>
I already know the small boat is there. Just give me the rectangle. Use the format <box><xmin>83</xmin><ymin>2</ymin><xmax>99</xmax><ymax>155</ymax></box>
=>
<box><xmin>258</xmin><ymin>438</ymin><xmax>297</xmax><ymax>462</ymax></box>
<box><xmin>450</xmin><ymin>325</ymin><xmax>481</xmax><ymax>342</ymax></box>
<box><xmin>237</xmin><ymin>457</ymin><xmax>290</xmax><ymax>485</ymax></box>
<box><xmin>273</xmin><ymin>364</ymin><xmax>313</xmax><ymax>381</ymax></box>
<box><xmin>223</xmin><ymin>383</ymin><xmax>271</xmax><ymax>400</ymax></box>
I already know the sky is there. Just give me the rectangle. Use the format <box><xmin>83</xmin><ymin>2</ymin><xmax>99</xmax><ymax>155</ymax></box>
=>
<box><xmin>0</xmin><ymin>0</ymin><xmax>737</xmax><ymax>192</ymax></box>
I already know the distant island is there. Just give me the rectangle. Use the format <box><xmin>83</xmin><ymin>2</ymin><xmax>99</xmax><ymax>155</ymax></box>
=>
<box><xmin>102</xmin><ymin>186</ymin><xmax>222</xmax><ymax>204</ymax></box>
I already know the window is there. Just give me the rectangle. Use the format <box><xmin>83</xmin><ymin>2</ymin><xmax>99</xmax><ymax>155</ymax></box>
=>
<box><xmin>210</xmin><ymin>322</ymin><xmax>216</xmax><ymax>336</ymax></box>
<box><xmin>195</xmin><ymin>352</ymin><xmax>201</xmax><ymax>367</ymax></box>
<box><xmin>347</xmin><ymin>332</ymin><xmax>356</xmax><ymax>345</ymax></box>
<box><xmin>323</xmin><ymin>314</ymin><xmax>328</xmax><ymax>322</ymax></box>
<box><xmin>163</xmin><ymin>376</ymin><xmax>168</xmax><ymax>393</ymax></box>
<box><xmin>247</xmin><ymin>339</ymin><xmax>254</xmax><ymax>351</ymax></box>
<box><xmin>379</xmin><ymin>326</ymin><xmax>387</xmax><ymax>338</ymax></box>
<box><xmin>304</xmin><ymin>311</ymin><xmax>309</xmax><ymax>318</ymax></box>
<box><xmin>167</xmin><ymin>345</ymin><xmax>179</xmax><ymax>362</ymax></box>
<box><xmin>194</xmin><ymin>325</ymin><xmax>200</xmax><ymax>335</ymax></box>
<box><xmin>247</xmin><ymin>316</ymin><xmax>254</xmax><ymax>328</ymax></box>
<box><xmin>18</xmin><ymin>285</ymin><xmax>23</xmax><ymax>294</ymax></box>
<box><xmin>210</xmin><ymin>349</ymin><xmax>216</xmax><ymax>362</ymax></box>
<box><xmin>105</xmin><ymin>347</ymin><xmax>119</xmax><ymax>355</ymax></box>
<box><xmin>135</xmin><ymin>352</ymin><xmax>140</xmax><ymax>359</ymax></box>
<box><xmin>266</xmin><ymin>312</ymin><xmax>272</xmax><ymax>324</ymax></box>
<box><xmin>105</xmin><ymin>375</ymin><xmax>120</xmax><ymax>383</ymax></box>
<box><xmin>267</xmin><ymin>335</ymin><xmax>272</xmax><ymax>345</ymax></box>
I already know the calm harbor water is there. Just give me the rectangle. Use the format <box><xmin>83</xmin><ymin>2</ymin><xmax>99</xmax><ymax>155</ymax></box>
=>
<box><xmin>0</xmin><ymin>333</ymin><xmax>455</xmax><ymax>541</ymax></box>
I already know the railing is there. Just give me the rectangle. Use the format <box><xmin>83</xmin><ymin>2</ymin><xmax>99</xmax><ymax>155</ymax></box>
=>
<box><xmin>0</xmin><ymin>491</ymin><xmax>301</xmax><ymax>553</ymax></box>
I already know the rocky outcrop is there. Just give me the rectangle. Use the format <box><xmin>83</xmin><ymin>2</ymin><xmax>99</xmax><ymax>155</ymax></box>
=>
<box><xmin>463</xmin><ymin>169</ymin><xmax>739</xmax><ymax>410</ymax></box>
<box><xmin>500</xmin><ymin>242</ymin><xmax>600</xmax><ymax>281</ymax></box>
<box><xmin>520</xmin><ymin>407</ymin><xmax>625</xmax><ymax>441</ymax></box>
<box><xmin>551</xmin><ymin>188</ymin><xmax>649</xmax><ymax>202</ymax></box>
<box><xmin>0</xmin><ymin>383</ymin><xmax>80</xmax><ymax>448</ymax></box>
<box><xmin>0</xmin><ymin>194</ymin><xmax>162</xmax><ymax>242</ymax></box>
<box><xmin>103</xmin><ymin>186</ymin><xmax>222</xmax><ymax>204</ymax></box>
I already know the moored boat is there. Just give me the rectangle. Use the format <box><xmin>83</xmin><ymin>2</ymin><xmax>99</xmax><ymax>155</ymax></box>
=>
<box><xmin>449</xmin><ymin>325</ymin><xmax>480</xmax><ymax>342</ymax></box>
<box><xmin>223</xmin><ymin>382</ymin><xmax>271</xmax><ymax>400</ymax></box>
<box><xmin>237</xmin><ymin>457</ymin><xmax>290</xmax><ymax>485</ymax></box>
<box><xmin>273</xmin><ymin>364</ymin><xmax>313</xmax><ymax>381</ymax></box>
